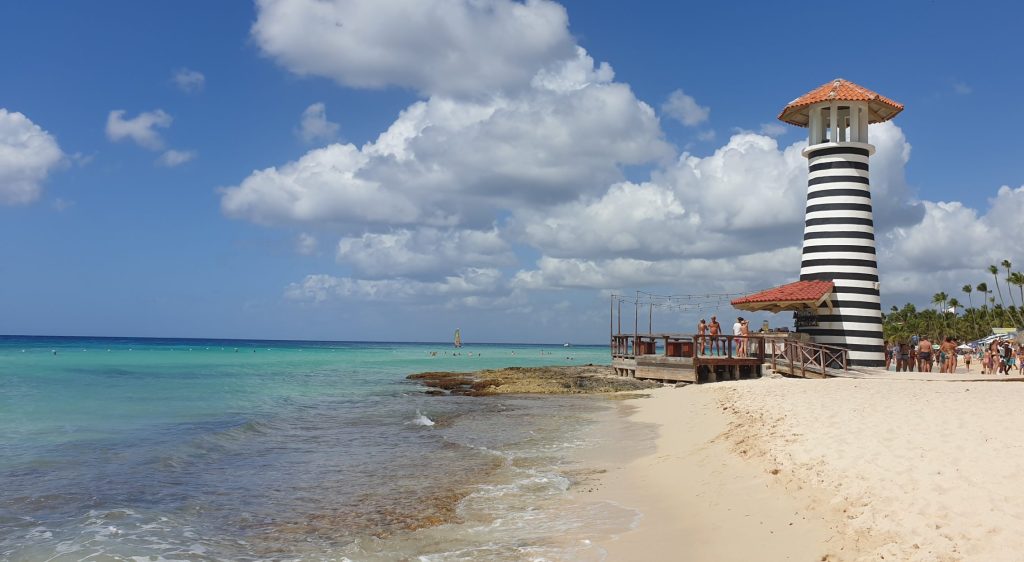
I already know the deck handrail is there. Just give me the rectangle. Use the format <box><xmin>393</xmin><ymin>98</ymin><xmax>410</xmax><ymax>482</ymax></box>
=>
<box><xmin>611</xmin><ymin>332</ymin><xmax>848</xmax><ymax>375</ymax></box>
<box><xmin>769</xmin><ymin>339</ymin><xmax>848</xmax><ymax>376</ymax></box>
<box><xmin>611</xmin><ymin>332</ymin><xmax>772</xmax><ymax>362</ymax></box>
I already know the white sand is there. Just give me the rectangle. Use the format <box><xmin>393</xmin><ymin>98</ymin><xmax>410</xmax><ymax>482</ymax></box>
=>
<box><xmin>590</xmin><ymin>377</ymin><xmax>1024</xmax><ymax>561</ymax></box>
<box><xmin>588</xmin><ymin>385</ymin><xmax>830</xmax><ymax>561</ymax></box>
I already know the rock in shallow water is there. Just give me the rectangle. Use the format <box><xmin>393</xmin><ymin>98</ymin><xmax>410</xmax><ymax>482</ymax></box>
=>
<box><xmin>407</xmin><ymin>365</ymin><xmax>659</xmax><ymax>396</ymax></box>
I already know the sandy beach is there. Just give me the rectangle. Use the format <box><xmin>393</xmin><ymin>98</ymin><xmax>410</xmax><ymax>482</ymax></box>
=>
<box><xmin>589</xmin><ymin>376</ymin><xmax>1024</xmax><ymax>561</ymax></box>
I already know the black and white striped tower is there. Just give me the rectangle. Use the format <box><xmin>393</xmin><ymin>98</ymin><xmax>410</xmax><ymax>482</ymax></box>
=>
<box><xmin>778</xmin><ymin>79</ymin><xmax>904</xmax><ymax>367</ymax></box>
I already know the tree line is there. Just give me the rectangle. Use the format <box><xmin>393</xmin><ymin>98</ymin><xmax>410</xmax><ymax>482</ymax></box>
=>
<box><xmin>883</xmin><ymin>260</ymin><xmax>1024</xmax><ymax>343</ymax></box>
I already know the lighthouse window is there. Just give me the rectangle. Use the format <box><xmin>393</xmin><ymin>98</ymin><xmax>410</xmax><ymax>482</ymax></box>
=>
<box><xmin>815</xmin><ymin>107</ymin><xmax>830</xmax><ymax>143</ymax></box>
<box><xmin>837</xmin><ymin>106</ymin><xmax>850</xmax><ymax>142</ymax></box>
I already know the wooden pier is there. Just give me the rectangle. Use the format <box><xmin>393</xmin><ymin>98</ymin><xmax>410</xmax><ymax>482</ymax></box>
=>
<box><xmin>611</xmin><ymin>333</ymin><xmax>847</xmax><ymax>383</ymax></box>
<box><xmin>612</xmin><ymin>333</ymin><xmax>770</xmax><ymax>383</ymax></box>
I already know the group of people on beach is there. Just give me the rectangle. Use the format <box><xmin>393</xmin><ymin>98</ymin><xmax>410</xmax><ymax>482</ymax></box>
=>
<box><xmin>887</xmin><ymin>336</ymin><xmax>961</xmax><ymax>373</ymax></box>
<box><xmin>887</xmin><ymin>336</ymin><xmax>1023</xmax><ymax>375</ymax></box>
<box><xmin>977</xmin><ymin>340</ymin><xmax>1021</xmax><ymax>375</ymax></box>
<box><xmin>695</xmin><ymin>316</ymin><xmax>751</xmax><ymax>357</ymax></box>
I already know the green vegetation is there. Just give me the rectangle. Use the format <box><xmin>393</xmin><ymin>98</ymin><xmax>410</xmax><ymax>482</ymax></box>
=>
<box><xmin>883</xmin><ymin>261</ymin><xmax>1024</xmax><ymax>343</ymax></box>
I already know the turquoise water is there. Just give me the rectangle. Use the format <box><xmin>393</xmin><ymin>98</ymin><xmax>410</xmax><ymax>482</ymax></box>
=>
<box><xmin>0</xmin><ymin>336</ymin><xmax>617</xmax><ymax>561</ymax></box>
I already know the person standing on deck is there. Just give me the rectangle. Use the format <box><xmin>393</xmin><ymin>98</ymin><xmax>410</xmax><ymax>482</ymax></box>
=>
<box><xmin>732</xmin><ymin>317</ymin><xmax>743</xmax><ymax>357</ymax></box>
<box><xmin>739</xmin><ymin>319</ymin><xmax>750</xmax><ymax>358</ymax></box>
<box><xmin>697</xmin><ymin>319</ymin><xmax>707</xmax><ymax>355</ymax></box>
<box><xmin>709</xmin><ymin>316</ymin><xmax>722</xmax><ymax>356</ymax></box>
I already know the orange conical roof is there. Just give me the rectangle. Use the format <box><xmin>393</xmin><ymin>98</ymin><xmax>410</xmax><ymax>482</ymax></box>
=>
<box><xmin>778</xmin><ymin>78</ymin><xmax>904</xmax><ymax>127</ymax></box>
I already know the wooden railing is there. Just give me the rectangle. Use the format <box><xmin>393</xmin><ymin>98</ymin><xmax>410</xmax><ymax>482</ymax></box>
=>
<box><xmin>611</xmin><ymin>333</ymin><xmax>769</xmax><ymax>362</ymax></box>
<box><xmin>770</xmin><ymin>339</ymin><xmax>848</xmax><ymax>377</ymax></box>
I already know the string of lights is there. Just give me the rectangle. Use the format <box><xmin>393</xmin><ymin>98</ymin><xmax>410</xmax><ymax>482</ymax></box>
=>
<box><xmin>609</xmin><ymin>290</ymin><xmax>757</xmax><ymax>335</ymax></box>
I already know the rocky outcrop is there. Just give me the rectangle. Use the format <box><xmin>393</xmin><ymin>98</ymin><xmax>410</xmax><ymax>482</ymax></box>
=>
<box><xmin>407</xmin><ymin>365</ymin><xmax>659</xmax><ymax>396</ymax></box>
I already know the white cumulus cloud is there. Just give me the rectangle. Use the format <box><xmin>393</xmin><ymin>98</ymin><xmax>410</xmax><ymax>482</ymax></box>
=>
<box><xmin>297</xmin><ymin>102</ymin><xmax>340</xmax><ymax>143</ymax></box>
<box><xmin>0</xmin><ymin>108</ymin><xmax>64</xmax><ymax>205</ymax></box>
<box><xmin>220</xmin><ymin>143</ymin><xmax>424</xmax><ymax>226</ymax></box>
<box><xmin>252</xmin><ymin>0</ymin><xmax>576</xmax><ymax>96</ymax></box>
<box><xmin>512</xmin><ymin>247</ymin><xmax>801</xmax><ymax>292</ymax></box>
<box><xmin>337</xmin><ymin>227</ymin><xmax>514</xmax><ymax>279</ymax></box>
<box><xmin>157</xmin><ymin>149</ymin><xmax>196</xmax><ymax>167</ymax></box>
<box><xmin>222</xmin><ymin>48</ymin><xmax>670</xmax><ymax>229</ymax></box>
<box><xmin>106</xmin><ymin>109</ymin><xmax>172</xmax><ymax>150</ymax></box>
<box><xmin>173</xmin><ymin>68</ymin><xmax>205</xmax><ymax>93</ymax></box>
<box><xmin>759</xmin><ymin>122</ymin><xmax>788</xmax><ymax>137</ymax></box>
<box><xmin>239</xmin><ymin>0</ymin><xmax>991</xmax><ymax>320</ymax></box>
<box><xmin>512</xmin><ymin>123</ymin><xmax>925</xmax><ymax>291</ymax></box>
<box><xmin>878</xmin><ymin>185</ymin><xmax>1024</xmax><ymax>299</ymax></box>
<box><xmin>662</xmin><ymin>89</ymin><xmax>710</xmax><ymax>126</ymax></box>
<box><xmin>296</xmin><ymin>232</ymin><xmax>318</xmax><ymax>255</ymax></box>
<box><xmin>285</xmin><ymin>268</ymin><xmax>504</xmax><ymax>303</ymax></box>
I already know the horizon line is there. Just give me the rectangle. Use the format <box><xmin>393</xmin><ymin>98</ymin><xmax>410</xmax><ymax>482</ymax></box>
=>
<box><xmin>0</xmin><ymin>333</ymin><xmax>606</xmax><ymax>347</ymax></box>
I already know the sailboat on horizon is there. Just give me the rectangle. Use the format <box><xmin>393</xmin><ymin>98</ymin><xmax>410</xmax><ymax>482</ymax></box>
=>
<box><xmin>453</xmin><ymin>328</ymin><xmax>462</xmax><ymax>348</ymax></box>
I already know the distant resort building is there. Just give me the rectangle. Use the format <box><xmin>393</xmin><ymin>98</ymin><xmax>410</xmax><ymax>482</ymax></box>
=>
<box><xmin>732</xmin><ymin>79</ymin><xmax>904</xmax><ymax>367</ymax></box>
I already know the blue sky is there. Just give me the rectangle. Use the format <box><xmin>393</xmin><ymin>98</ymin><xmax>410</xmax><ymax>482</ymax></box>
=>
<box><xmin>2</xmin><ymin>0</ymin><xmax>1022</xmax><ymax>343</ymax></box>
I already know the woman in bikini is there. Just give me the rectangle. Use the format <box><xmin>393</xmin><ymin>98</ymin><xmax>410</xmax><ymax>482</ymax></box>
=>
<box><xmin>738</xmin><ymin>320</ymin><xmax>750</xmax><ymax>358</ymax></box>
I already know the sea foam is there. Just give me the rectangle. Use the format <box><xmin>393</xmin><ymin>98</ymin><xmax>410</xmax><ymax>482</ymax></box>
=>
<box><xmin>412</xmin><ymin>410</ymin><xmax>435</xmax><ymax>426</ymax></box>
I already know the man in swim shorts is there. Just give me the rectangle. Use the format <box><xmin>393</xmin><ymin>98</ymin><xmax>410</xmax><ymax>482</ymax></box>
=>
<box><xmin>709</xmin><ymin>316</ymin><xmax>722</xmax><ymax>356</ymax></box>
<box><xmin>918</xmin><ymin>337</ymin><xmax>933</xmax><ymax>372</ymax></box>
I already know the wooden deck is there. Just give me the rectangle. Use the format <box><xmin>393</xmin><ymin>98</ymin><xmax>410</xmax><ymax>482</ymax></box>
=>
<box><xmin>612</xmin><ymin>333</ymin><xmax>777</xmax><ymax>383</ymax></box>
<box><xmin>612</xmin><ymin>333</ymin><xmax>849</xmax><ymax>383</ymax></box>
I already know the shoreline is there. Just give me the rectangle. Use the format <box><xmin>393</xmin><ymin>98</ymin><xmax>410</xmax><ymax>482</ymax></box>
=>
<box><xmin>577</xmin><ymin>384</ymin><xmax>831</xmax><ymax>561</ymax></box>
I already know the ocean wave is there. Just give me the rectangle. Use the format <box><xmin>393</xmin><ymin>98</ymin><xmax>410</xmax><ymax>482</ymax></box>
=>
<box><xmin>411</xmin><ymin>410</ymin><xmax>435</xmax><ymax>426</ymax></box>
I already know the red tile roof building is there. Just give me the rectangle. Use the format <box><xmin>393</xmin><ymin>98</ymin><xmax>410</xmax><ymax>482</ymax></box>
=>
<box><xmin>731</xmin><ymin>280</ymin><xmax>835</xmax><ymax>313</ymax></box>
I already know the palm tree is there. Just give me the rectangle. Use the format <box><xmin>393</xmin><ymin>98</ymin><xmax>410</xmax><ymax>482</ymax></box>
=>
<box><xmin>1010</xmin><ymin>272</ymin><xmax>1024</xmax><ymax>311</ymax></box>
<box><xmin>948</xmin><ymin>297</ymin><xmax>961</xmax><ymax>336</ymax></box>
<box><xmin>990</xmin><ymin>265</ymin><xmax>1005</xmax><ymax>308</ymax></box>
<box><xmin>1002</xmin><ymin>260</ymin><xmax>1021</xmax><ymax>326</ymax></box>
<box><xmin>932</xmin><ymin>292</ymin><xmax>948</xmax><ymax>334</ymax></box>
<box><xmin>1007</xmin><ymin>270</ymin><xmax>1024</xmax><ymax>325</ymax></box>
<box><xmin>961</xmin><ymin>284</ymin><xmax>975</xmax><ymax>335</ymax></box>
<box><xmin>977</xmin><ymin>282</ymin><xmax>990</xmax><ymax>332</ymax></box>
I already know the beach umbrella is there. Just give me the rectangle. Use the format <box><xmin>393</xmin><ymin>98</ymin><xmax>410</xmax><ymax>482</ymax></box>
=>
<box><xmin>956</xmin><ymin>344</ymin><xmax>973</xmax><ymax>350</ymax></box>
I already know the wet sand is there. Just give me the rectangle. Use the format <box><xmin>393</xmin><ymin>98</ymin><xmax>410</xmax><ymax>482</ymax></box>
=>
<box><xmin>584</xmin><ymin>383</ymin><xmax>830</xmax><ymax>561</ymax></box>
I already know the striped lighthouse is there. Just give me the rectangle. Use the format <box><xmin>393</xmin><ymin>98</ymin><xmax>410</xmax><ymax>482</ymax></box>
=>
<box><xmin>778</xmin><ymin>79</ymin><xmax>904</xmax><ymax>367</ymax></box>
